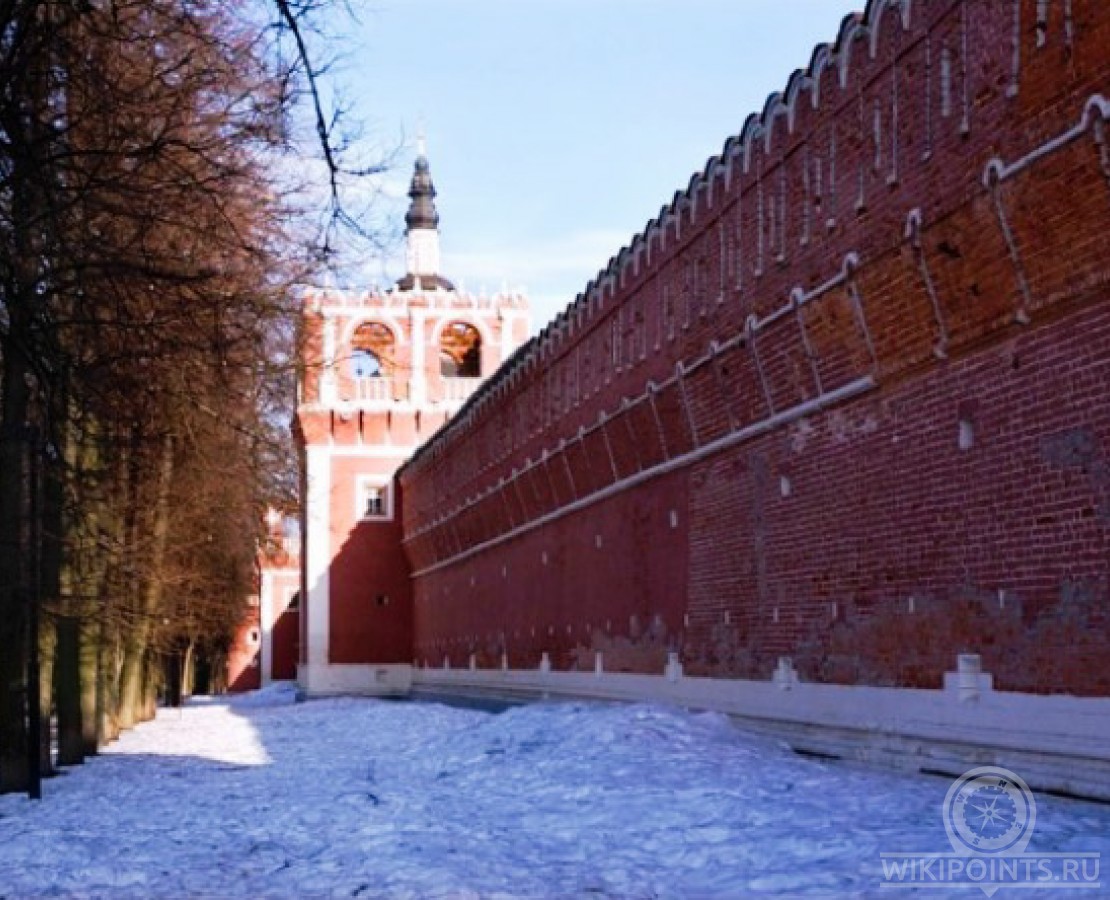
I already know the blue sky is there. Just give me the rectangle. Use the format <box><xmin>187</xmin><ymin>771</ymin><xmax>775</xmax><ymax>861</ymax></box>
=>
<box><xmin>330</xmin><ymin>1</ymin><xmax>855</xmax><ymax>331</ymax></box>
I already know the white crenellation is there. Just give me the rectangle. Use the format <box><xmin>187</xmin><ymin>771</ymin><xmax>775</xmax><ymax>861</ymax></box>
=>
<box><xmin>837</xmin><ymin>19</ymin><xmax>868</xmax><ymax>90</ymax></box>
<box><xmin>809</xmin><ymin>45</ymin><xmax>832</xmax><ymax>110</ymax></box>
<box><xmin>740</xmin><ymin>116</ymin><xmax>762</xmax><ymax>175</ymax></box>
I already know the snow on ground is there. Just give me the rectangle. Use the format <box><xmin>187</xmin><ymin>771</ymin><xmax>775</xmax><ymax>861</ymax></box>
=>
<box><xmin>0</xmin><ymin>686</ymin><xmax>1107</xmax><ymax>898</ymax></box>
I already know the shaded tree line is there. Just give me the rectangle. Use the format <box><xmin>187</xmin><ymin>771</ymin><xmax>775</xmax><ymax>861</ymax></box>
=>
<box><xmin>0</xmin><ymin>0</ymin><xmax>364</xmax><ymax>794</ymax></box>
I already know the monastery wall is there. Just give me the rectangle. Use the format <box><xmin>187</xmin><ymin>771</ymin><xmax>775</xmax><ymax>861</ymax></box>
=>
<box><xmin>399</xmin><ymin>0</ymin><xmax>1110</xmax><ymax>696</ymax></box>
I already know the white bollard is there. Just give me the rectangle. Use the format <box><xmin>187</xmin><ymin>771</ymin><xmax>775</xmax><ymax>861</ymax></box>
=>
<box><xmin>957</xmin><ymin>653</ymin><xmax>982</xmax><ymax>703</ymax></box>
<box><xmin>773</xmin><ymin>656</ymin><xmax>798</xmax><ymax>690</ymax></box>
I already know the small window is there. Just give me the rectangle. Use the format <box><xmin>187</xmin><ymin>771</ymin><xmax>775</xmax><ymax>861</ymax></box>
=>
<box><xmin>356</xmin><ymin>477</ymin><xmax>392</xmax><ymax>521</ymax></box>
<box><xmin>365</xmin><ymin>487</ymin><xmax>385</xmax><ymax>516</ymax></box>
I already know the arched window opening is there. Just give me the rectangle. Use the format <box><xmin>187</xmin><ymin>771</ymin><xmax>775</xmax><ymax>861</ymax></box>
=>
<box><xmin>350</xmin><ymin>322</ymin><xmax>395</xmax><ymax>378</ymax></box>
<box><xmin>351</xmin><ymin>349</ymin><xmax>382</xmax><ymax>378</ymax></box>
<box><xmin>440</xmin><ymin>321</ymin><xmax>482</xmax><ymax>378</ymax></box>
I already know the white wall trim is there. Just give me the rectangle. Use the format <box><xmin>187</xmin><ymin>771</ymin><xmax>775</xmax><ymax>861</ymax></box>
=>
<box><xmin>259</xmin><ymin>570</ymin><xmax>274</xmax><ymax>686</ymax></box>
<box><xmin>303</xmin><ymin>445</ymin><xmax>332</xmax><ymax>672</ymax></box>
<box><xmin>300</xmin><ymin>663</ymin><xmax>413</xmax><ymax>697</ymax></box>
<box><xmin>411</xmin><ymin>664</ymin><xmax>1110</xmax><ymax>801</ymax></box>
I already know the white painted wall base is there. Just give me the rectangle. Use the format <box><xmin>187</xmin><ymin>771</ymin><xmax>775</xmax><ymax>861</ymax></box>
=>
<box><xmin>410</xmin><ymin>664</ymin><xmax>1110</xmax><ymax>802</ymax></box>
<box><xmin>298</xmin><ymin>663</ymin><xmax>412</xmax><ymax>697</ymax></box>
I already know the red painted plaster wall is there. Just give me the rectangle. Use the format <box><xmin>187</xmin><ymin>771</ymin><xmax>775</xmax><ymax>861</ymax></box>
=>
<box><xmin>227</xmin><ymin>607</ymin><xmax>261</xmax><ymax>693</ymax></box>
<box><xmin>326</xmin><ymin>455</ymin><xmax>413</xmax><ymax>664</ymax></box>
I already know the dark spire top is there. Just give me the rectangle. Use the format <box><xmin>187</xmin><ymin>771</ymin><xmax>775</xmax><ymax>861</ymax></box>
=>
<box><xmin>396</xmin><ymin>136</ymin><xmax>454</xmax><ymax>292</ymax></box>
<box><xmin>404</xmin><ymin>149</ymin><xmax>440</xmax><ymax>232</ymax></box>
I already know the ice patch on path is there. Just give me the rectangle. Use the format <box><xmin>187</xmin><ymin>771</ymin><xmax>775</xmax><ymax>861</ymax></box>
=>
<box><xmin>0</xmin><ymin>696</ymin><xmax>1108</xmax><ymax>899</ymax></box>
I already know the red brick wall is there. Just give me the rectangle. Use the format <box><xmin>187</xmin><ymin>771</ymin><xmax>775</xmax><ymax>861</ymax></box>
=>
<box><xmin>399</xmin><ymin>0</ymin><xmax>1110</xmax><ymax>694</ymax></box>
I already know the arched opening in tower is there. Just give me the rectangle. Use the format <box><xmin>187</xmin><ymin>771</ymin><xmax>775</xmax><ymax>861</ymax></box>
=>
<box><xmin>350</xmin><ymin>322</ymin><xmax>396</xmax><ymax>378</ymax></box>
<box><xmin>439</xmin><ymin>321</ymin><xmax>482</xmax><ymax>378</ymax></box>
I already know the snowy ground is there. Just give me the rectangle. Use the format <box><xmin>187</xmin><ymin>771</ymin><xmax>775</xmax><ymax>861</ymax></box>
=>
<box><xmin>0</xmin><ymin>687</ymin><xmax>1107</xmax><ymax>899</ymax></box>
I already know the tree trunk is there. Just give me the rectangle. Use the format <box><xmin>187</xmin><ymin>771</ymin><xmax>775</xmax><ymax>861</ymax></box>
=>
<box><xmin>97</xmin><ymin>630</ymin><xmax>121</xmax><ymax>746</ymax></box>
<box><xmin>78</xmin><ymin>615</ymin><xmax>100</xmax><ymax>756</ymax></box>
<box><xmin>182</xmin><ymin>640</ymin><xmax>196</xmax><ymax>700</ymax></box>
<box><xmin>37</xmin><ymin>615</ymin><xmax>56</xmax><ymax>777</ymax></box>
<box><xmin>55</xmin><ymin>615</ymin><xmax>84</xmax><ymax>765</ymax></box>
<box><xmin>117</xmin><ymin>433</ymin><xmax>174</xmax><ymax>730</ymax></box>
<box><xmin>0</xmin><ymin>375</ymin><xmax>30</xmax><ymax>792</ymax></box>
<box><xmin>141</xmin><ymin>652</ymin><xmax>159</xmax><ymax>721</ymax></box>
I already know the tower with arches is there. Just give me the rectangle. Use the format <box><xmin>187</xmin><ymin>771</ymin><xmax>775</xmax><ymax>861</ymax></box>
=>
<box><xmin>293</xmin><ymin>147</ymin><xmax>529</xmax><ymax>695</ymax></box>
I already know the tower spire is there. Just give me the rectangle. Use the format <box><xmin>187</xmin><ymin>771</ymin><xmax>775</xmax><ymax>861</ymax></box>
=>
<box><xmin>404</xmin><ymin>135</ymin><xmax>439</xmax><ymax>232</ymax></box>
<box><xmin>398</xmin><ymin>135</ymin><xmax>454</xmax><ymax>290</ymax></box>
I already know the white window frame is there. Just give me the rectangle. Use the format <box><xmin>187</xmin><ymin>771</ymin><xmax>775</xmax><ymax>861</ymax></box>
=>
<box><xmin>355</xmin><ymin>476</ymin><xmax>394</xmax><ymax>522</ymax></box>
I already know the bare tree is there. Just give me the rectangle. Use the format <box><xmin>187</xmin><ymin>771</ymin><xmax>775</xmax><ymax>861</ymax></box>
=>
<box><xmin>0</xmin><ymin>0</ymin><xmax>381</xmax><ymax>793</ymax></box>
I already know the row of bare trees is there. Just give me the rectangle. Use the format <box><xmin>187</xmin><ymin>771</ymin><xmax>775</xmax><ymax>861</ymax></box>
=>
<box><xmin>0</xmin><ymin>0</ymin><xmax>364</xmax><ymax>794</ymax></box>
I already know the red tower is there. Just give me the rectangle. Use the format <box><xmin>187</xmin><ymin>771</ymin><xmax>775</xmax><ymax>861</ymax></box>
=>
<box><xmin>295</xmin><ymin>146</ymin><xmax>529</xmax><ymax>695</ymax></box>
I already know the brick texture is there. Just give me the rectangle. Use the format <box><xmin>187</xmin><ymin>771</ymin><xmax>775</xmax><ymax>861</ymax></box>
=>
<box><xmin>398</xmin><ymin>0</ymin><xmax>1110</xmax><ymax>694</ymax></box>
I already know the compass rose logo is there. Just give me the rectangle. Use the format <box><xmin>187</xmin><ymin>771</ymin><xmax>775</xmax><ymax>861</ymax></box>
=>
<box><xmin>943</xmin><ymin>765</ymin><xmax>1037</xmax><ymax>856</ymax></box>
<box><xmin>880</xmin><ymin>763</ymin><xmax>1100</xmax><ymax>894</ymax></box>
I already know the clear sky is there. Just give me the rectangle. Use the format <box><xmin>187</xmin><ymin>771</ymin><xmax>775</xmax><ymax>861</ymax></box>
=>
<box><xmin>330</xmin><ymin>1</ymin><xmax>856</xmax><ymax>331</ymax></box>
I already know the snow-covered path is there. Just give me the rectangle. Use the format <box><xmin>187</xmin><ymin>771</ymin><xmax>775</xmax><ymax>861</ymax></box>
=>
<box><xmin>0</xmin><ymin>688</ymin><xmax>1106</xmax><ymax>898</ymax></box>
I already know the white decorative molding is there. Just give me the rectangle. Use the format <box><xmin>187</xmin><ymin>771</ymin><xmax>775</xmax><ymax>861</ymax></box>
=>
<box><xmin>302</xmin><ymin>445</ymin><xmax>332</xmax><ymax>674</ymax></box>
<box><xmin>411</xmin><ymin>664</ymin><xmax>1110</xmax><ymax>801</ymax></box>
<box><xmin>299</xmin><ymin>663</ymin><xmax>412</xmax><ymax>697</ymax></box>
